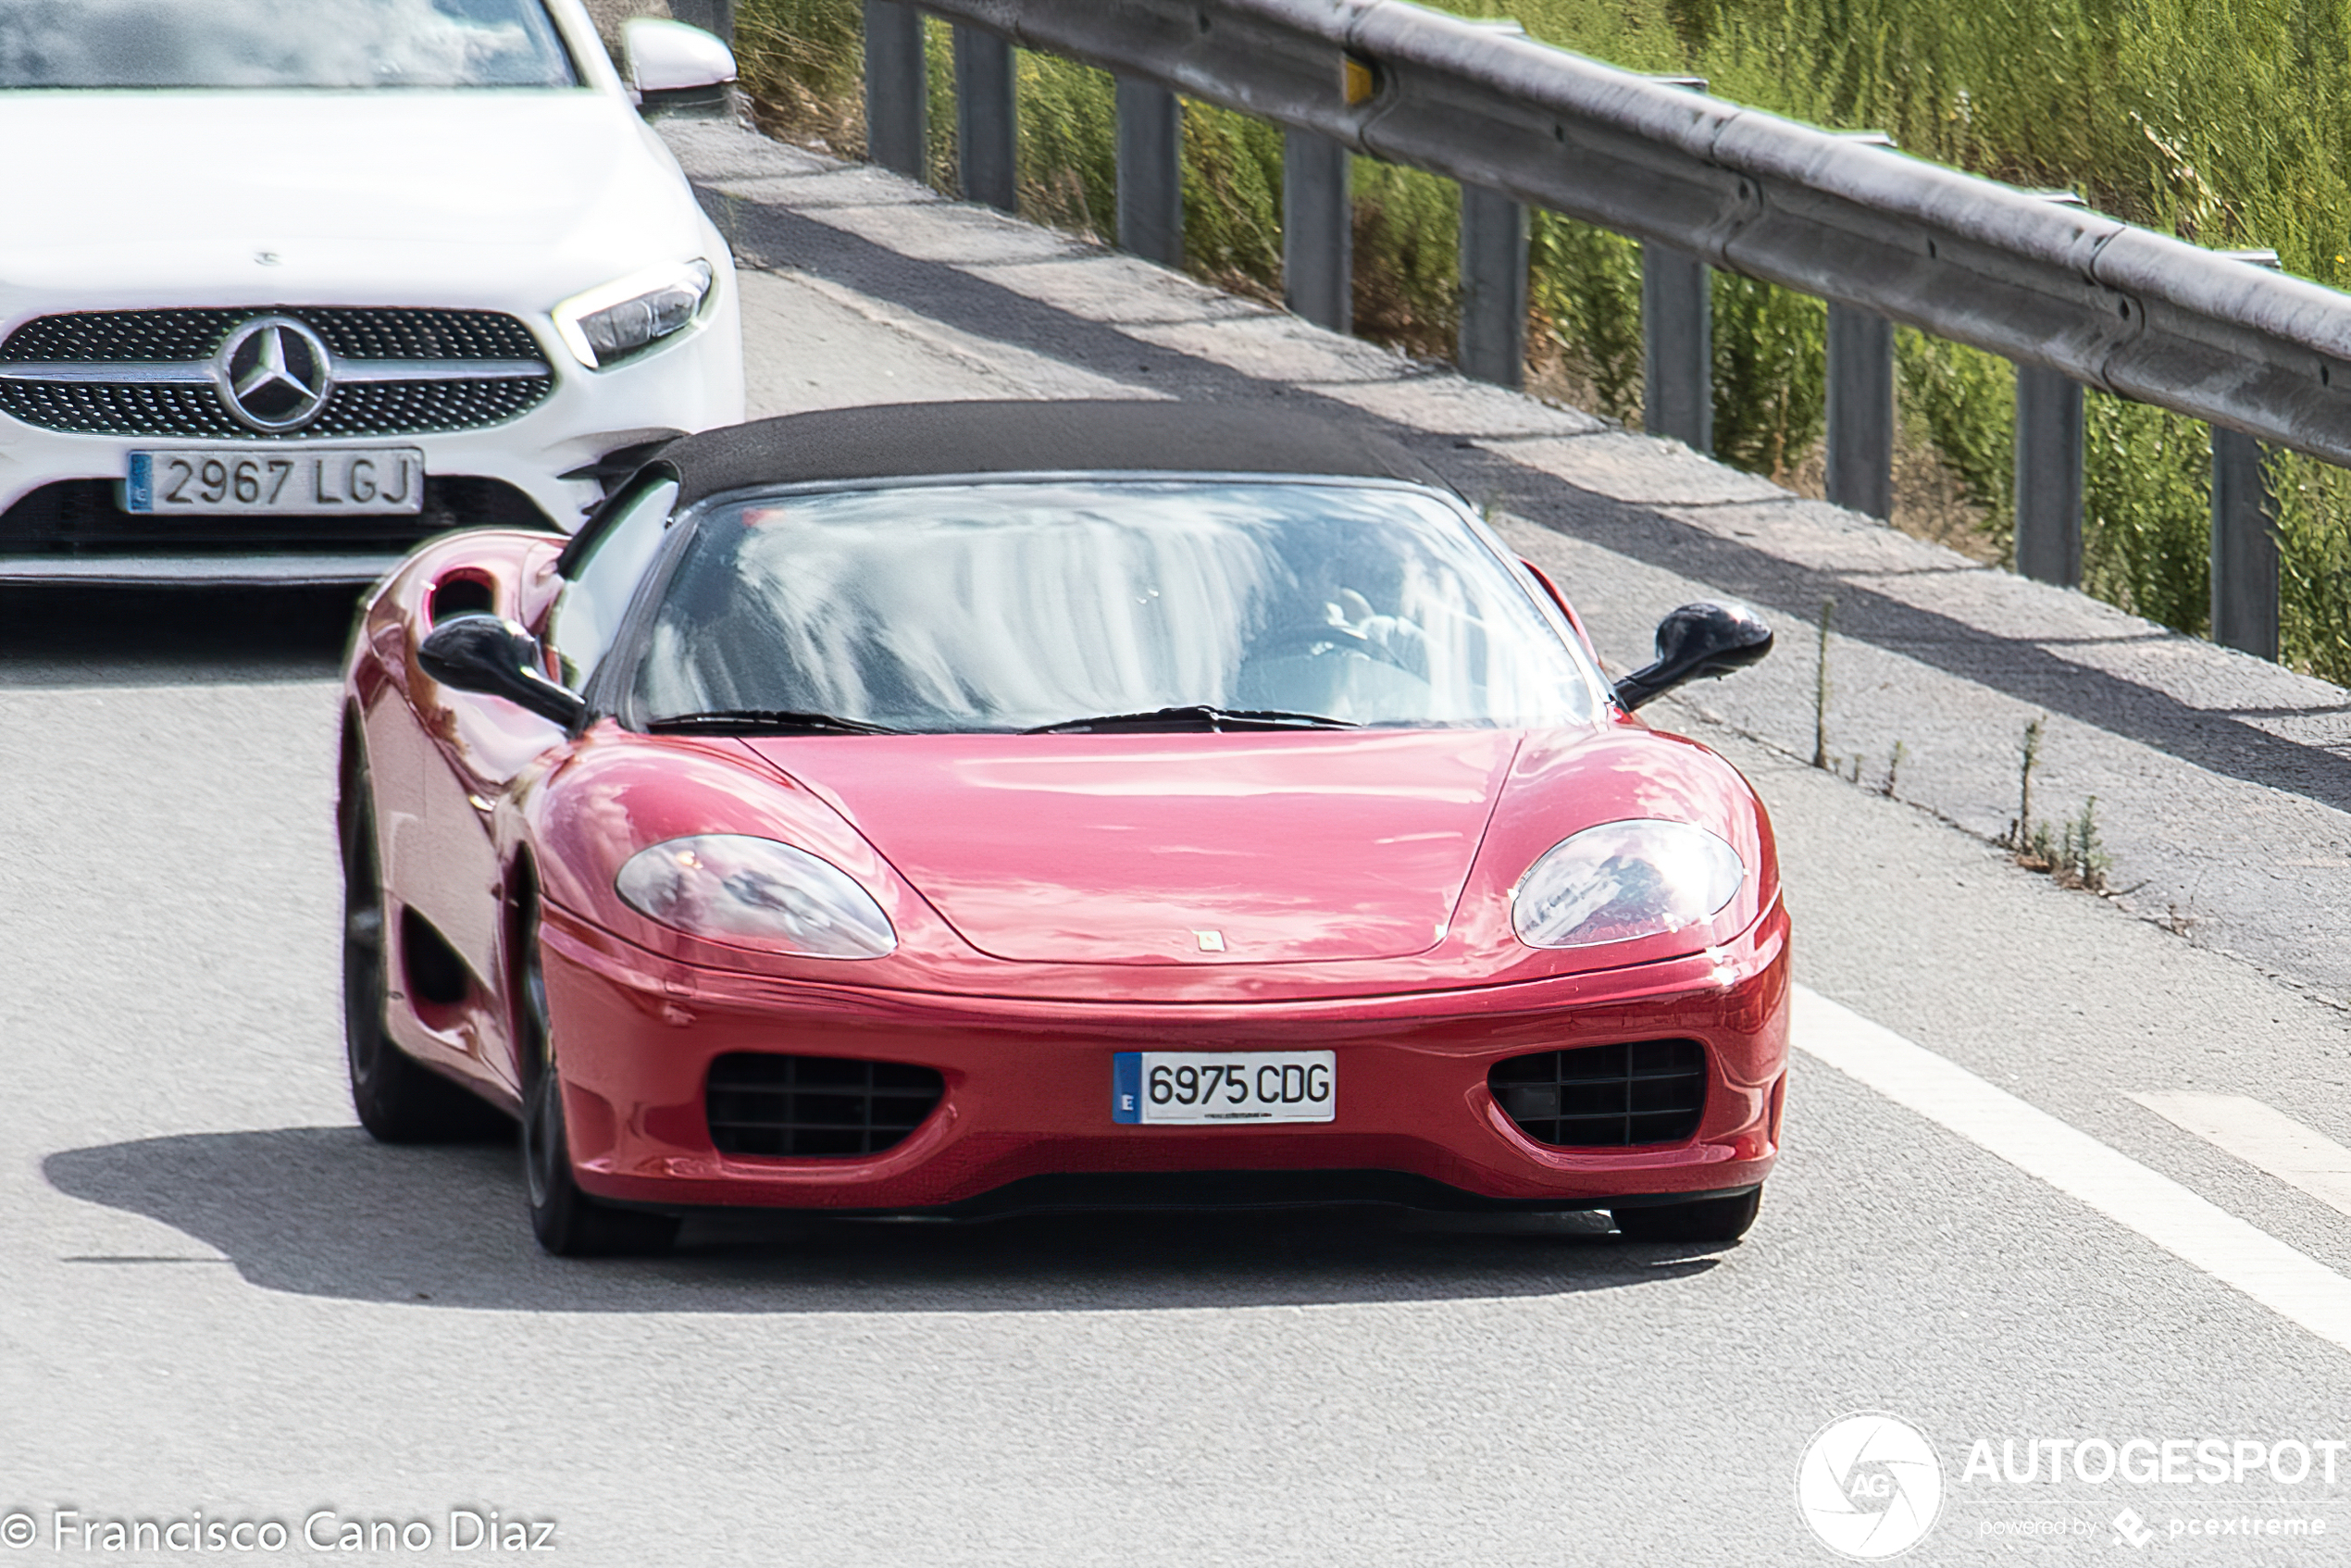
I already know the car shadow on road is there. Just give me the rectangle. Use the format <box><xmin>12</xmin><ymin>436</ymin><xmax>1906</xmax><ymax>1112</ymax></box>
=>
<box><xmin>44</xmin><ymin>1126</ymin><xmax>1728</xmax><ymax>1313</ymax></box>
<box><xmin>0</xmin><ymin>585</ymin><xmax>359</xmax><ymax>688</ymax></box>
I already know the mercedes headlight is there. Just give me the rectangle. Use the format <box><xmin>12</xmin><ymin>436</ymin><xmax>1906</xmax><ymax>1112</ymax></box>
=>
<box><xmin>1511</xmin><ymin>819</ymin><xmax>1745</xmax><ymax>950</ymax></box>
<box><xmin>553</xmin><ymin>259</ymin><xmax>715</xmax><ymax>369</ymax></box>
<box><xmin>616</xmin><ymin>835</ymin><xmax>897</xmax><ymax>958</ymax></box>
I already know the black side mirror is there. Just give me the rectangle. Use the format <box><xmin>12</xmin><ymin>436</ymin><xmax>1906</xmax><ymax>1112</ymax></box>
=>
<box><xmin>1614</xmin><ymin>602</ymin><xmax>1774</xmax><ymax>710</ymax></box>
<box><xmin>416</xmin><ymin>616</ymin><xmax>586</xmax><ymax>730</ymax></box>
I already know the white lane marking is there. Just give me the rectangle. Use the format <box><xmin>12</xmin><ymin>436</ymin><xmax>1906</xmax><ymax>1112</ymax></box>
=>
<box><xmin>1793</xmin><ymin>985</ymin><xmax>2351</xmax><ymax>1357</ymax></box>
<box><xmin>2133</xmin><ymin>1091</ymin><xmax>2351</xmax><ymax>1221</ymax></box>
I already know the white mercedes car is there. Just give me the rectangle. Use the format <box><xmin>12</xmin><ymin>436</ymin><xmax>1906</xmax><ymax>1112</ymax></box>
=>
<box><xmin>0</xmin><ymin>0</ymin><xmax>745</xmax><ymax>584</ymax></box>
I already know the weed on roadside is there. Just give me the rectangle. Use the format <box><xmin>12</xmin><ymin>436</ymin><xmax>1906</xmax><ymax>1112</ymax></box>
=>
<box><xmin>1811</xmin><ymin>595</ymin><xmax>1834</xmax><ymax>770</ymax></box>
<box><xmin>2000</xmin><ymin>718</ymin><xmax>2113</xmax><ymax>893</ymax></box>
<box><xmin>1879</xmin><ymin>739</ymin><xmax>1907</xmax><ymax>797</ymax></box>
<box><xmin>2002</xmin><ymin>716</ymin><xmax>2045</xmax><ymax>852</ymax></box>
<box><xmin>2053</xmin><ymin>797</ymin><xmax>2114</xmax><ymax>892</ymax></box>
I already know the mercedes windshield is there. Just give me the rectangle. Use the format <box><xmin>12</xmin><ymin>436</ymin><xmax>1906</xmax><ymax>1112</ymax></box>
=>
<box><xmin>0</xmin><ymin>0</ymin><xmax>578</xmax><ymax>90</ymax></box>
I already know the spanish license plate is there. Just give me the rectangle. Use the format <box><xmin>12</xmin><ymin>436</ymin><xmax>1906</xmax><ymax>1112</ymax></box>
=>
<box><xmin>126</xmin><ymin>447</ymin><xmax>425</xmax><ymax>516</ymax></box>
<box><xmin>1112</xmin><ymin>1051</ymin><xmax>1336</xmax><ymax>1124</ymax></box>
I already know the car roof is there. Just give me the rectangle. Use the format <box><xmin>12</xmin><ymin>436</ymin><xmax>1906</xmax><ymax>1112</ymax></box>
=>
<box><xmin>653</xmin><ymin>400</ymin><xmax>1449</xmax><ymax>507</ymax></box>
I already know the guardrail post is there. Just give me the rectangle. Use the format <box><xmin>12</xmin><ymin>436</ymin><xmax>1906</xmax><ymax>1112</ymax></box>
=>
<box><xmin>1640</xmin><ymin>76</ymin><xmax>1713</xmax><ymax>451</ymax></box>
<box><xmin>1822</xmin><ymin>133</ymin><xmax>1900</xmax><ymax>520</ymax></box>
<box><xmin>952</xmin><ymin>23</ymin><xmax>1016</xmax><ymax>212</ymax></box>
<box><xmin>863</xmin><ymin>1</ymin><xmax>927</xmax><ymax>181</ymax></box>
<box><xmin>2210</xmin><ymin>427</ymin><xmax>2279</xmax><ymax>659</ymax></box>
<box><xmin>2208</xmin><ymin>250</ymin><xmax>2283</xmax><ymax>660</ymax></box>
<box><xmin>1283</xmin><ymin>129</ymin><xmax>1351</xmax><ymax>333</ymax></box>
<box><xmin>1641</xmin><ymin>243</ymin><xmax>1711</xmax><ymax>453</ymax></box>
<box><xmin>1115</xmin><ymin>78</ymin><xmax>1184</xmax><ymax>268</ymax></box>
<box><xmin>1825</xmin><ymin>303</ymin><xmax>1894</xmax><ymax>520</ymax></box>
<box><xmin>2012</xmin><ymin>365</ymin><xmax>2084</xmax><ymax>587</ymax></box>
<box><xmin>2010</xmin><ymin>192</ymin><xmax>2090</xmax><ymax>585</ymax></box>
<box><xmin>1459</xmin><ymin>184</ymin><xmax>1528</xmax><ymax>389</ymax></box>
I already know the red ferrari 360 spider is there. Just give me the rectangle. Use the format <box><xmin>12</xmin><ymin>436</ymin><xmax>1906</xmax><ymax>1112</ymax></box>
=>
<box><xmin>339</xmin><ymin>401</ymin><xmax>1787</xmax><ymax>1254</ymax></box>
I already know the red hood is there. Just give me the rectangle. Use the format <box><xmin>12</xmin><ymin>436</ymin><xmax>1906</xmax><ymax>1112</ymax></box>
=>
<box><xmin>740</xmin><ymin>732</ymin><xmax>1521</xmax><ymax>965</ymax></box>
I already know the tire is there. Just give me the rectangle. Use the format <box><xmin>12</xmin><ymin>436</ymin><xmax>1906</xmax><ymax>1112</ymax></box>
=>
<box><xmin>343</xmin><ymin>779</ymin><xmax>505</xmax><ymax>1143</ymax></box>
<box><xmin>1612</xmin><ymin>1187</ymin><xmax>1762</xmax><ymax>1244</ymax></box>
<box><xmin>515</xmin><ymin>888</ymin><xmax>678</xmax><ymax>1258</ymax></box>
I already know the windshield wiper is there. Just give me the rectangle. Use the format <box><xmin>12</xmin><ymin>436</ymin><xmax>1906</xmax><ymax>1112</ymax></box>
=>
<box><xmin>1024</xmin><ymin>703</ymin><xmax>1358</xmax><ymax>734</ymax></box>
<box><xmin>646</xmin><ymin>709</ymin><xmax>905</xmax><ymax>736</ymax></box>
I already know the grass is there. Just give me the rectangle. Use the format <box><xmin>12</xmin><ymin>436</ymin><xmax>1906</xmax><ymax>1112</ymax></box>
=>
<box><xmin>729</xmin><ymin>0</ymin><xmax>2351</xmax><ymax>683</ymax></box>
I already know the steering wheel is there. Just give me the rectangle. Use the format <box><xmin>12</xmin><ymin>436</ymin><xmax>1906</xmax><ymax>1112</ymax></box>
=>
<box><xmin>1250</xmin><ymin>622</ymin><xmax>1424</xmax><ymax>675</ymax></box>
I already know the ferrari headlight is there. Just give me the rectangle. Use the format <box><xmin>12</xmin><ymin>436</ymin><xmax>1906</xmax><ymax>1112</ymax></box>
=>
<box><xmin>553</xmin><ymin>259</ymin><xmax>714</xmax><ymax>368</ymax></box>
<box><xmin>1511</xmin><ymin>819</ymin><xmax>1744</xmax><ymax>950</ymax></box>
<box><xmin>616</xmin><ymin>835</ymin><xmax>896</xmax><ymax>958</ymax></box>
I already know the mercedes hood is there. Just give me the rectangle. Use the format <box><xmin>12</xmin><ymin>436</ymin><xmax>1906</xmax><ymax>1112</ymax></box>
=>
<box><xmin>0</xmin><ymin>90</ymin><xmax>711</xmax><ymax>310</ymax></box>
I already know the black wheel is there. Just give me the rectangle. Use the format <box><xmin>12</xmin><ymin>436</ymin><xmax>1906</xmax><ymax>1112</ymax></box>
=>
<box><xmin>343</xmin><ymin>778</ymin><xmax>503</xmax><ymax>1143</ymax></box>
<box><xmin>1612</xmin><ymin>1187</ymin><xmax>1762</xmax><ymax>1244</ymax></box>
<box><xmin>515</xmin><ymin>889</ymin><xmax>678</xmax><ymax>1258</ymax></box>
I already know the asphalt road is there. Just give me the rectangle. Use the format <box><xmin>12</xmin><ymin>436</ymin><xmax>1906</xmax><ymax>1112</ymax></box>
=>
<box><xmin>5</xmin><ymin>136</ymin><xmax>2351</xmax><ymax>1568</ymax></box>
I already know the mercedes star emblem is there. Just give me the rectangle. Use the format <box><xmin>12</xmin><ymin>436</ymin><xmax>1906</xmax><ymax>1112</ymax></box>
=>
<box><xmin>214</xmin><ymin>315</ymin><xmax>335</xmax><ymax>433</ymax></box>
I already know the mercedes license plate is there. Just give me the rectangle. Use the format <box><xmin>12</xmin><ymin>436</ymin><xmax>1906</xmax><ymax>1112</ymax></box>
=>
<box><xmin>126</xmin><ymin>448</ymin><xmax>425</xmax><ymax>516</ymax></box>
<box><xmin>1113</xmin><ymin>1051</ymin><xmax>1336</xmax><ymax>1124</ymax></box>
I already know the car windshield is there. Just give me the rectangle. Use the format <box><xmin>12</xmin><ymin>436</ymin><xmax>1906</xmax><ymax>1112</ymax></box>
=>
<box><xmin>0</xmin><ymin>0</ymin><xmax>577</xmax><ymax>90</ymax></box>
<box><xmin>629</xmin><ymin>479</ymin><xmax>1604</xmax><ymax>735</ymax></box>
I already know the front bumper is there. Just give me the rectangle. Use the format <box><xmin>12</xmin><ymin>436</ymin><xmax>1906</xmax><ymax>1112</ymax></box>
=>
<box><xmin>0</xmin><ymin>294</ymin><xmax>741</xmax><ymax>585</ymax></box>
<box><xmin>541</xmin><ymin>902</ymin><xmax>1792</xmax><ymax>1215</ymax></box>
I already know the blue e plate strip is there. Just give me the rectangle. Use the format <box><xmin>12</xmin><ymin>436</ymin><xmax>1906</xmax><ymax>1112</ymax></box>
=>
<box><xmin>125</xmin><ymin>454</ymin><xmax>153</xmax><ymax>514</ymax></box>
<box><xmin>1112</xmin><ymin>1052</ymin><xmax>1141</xmax><ymax>1123</ymax></box>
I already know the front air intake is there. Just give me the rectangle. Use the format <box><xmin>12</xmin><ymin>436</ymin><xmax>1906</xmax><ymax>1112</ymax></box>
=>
<box><xmin>0</xmin><ymin>308</ymin><xmax>553</xmax><ymax>439</ymax></box>
<box><xmin>705</xmin><ymin>1054</ymin><xmax>945</xmax><ymax>1158</ymax></box>
<box><xmin>1488</xmin><ymin>1039</ymin><xmax>1708</xmax><ymax>1148</ymax></box>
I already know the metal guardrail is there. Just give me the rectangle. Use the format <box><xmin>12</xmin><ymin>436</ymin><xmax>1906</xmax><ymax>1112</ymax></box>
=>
<box><xmin>834</xmin><ymin>0</ymin><xmax>2341</xmax><ymax>660</ymax></box>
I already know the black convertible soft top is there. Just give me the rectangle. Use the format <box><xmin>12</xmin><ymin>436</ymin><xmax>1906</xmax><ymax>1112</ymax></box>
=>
<box><xmin>652</xmin><ymin>399</ymin><xmax>1447</xmax><ymax>507</ymax></box>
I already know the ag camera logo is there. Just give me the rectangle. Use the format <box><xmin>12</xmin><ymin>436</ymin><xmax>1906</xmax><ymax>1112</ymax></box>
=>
<box><xmin>1797</xmin><ymin>1412</ymin><xmax>1945</xmax><ymax>1559</ymax></box>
